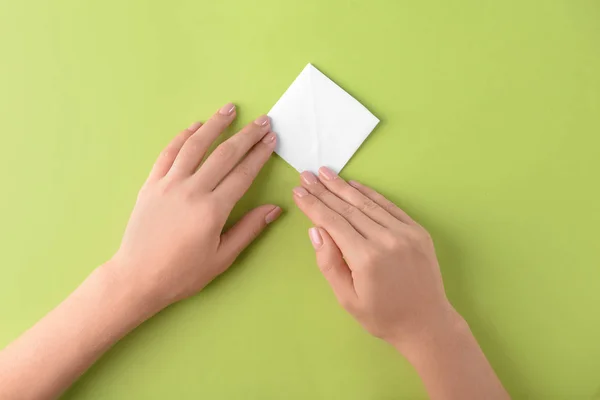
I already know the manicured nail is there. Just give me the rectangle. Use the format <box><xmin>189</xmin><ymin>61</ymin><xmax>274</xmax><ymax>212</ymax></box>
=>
<box><xmin>309</xmin><ymin>227</ymin><xmax>323</xmax><ymax>249</ymax></box>
<box><xmin>219</xmin><ymin>102</ymin><xmax>235</xmax><ymax>115</ymax></box>
<box><xmin>348</xmin><ymin>180</ymin><xmax>360</xmax><ymax>188</ymax></box>
<box><xmin>254</xmin><ymin>115</ymin><xmax>270</xmax><ymax>126</ymax></box>
<box><xmin>188</xmin><ymin>121</ymin><xmax>202</xmax><ymax>131</ymax></box>
<box><xmin>265</xmin><ymin>206</ymin><xmax>282</xmax><ymax>224</ymax></box>
<box><xmin>319</xmin><ymin>166</ymin><xmax>337</xmax><ymax>180</ymax></box>
<box><xmin>300</xmin><ymin>171</ymin><xmax>318</xmax><ymax>185</ymax></box>
<box><xmin>293</xmin><ymin>187</ymin><xmax>309</xmax><ymax>197</ymax></box>
<box><xmin>262</xmin><ymin>131</ymin><xmax>276</xmax><ymax>144</ymax></box>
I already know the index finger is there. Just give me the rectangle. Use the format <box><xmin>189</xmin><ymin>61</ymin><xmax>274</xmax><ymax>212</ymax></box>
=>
<box><xmin>195</xmin><ymin>115</ymin><xmax>271</xmax><ymax>191</ymax></box>
<box><xmin>348</xmin><ymin>180</ymin><xmax>416</xmax><ymax>225</ymax></box>
<box><xmin>167</xmin><ymin>103</ymin><xmax>237</xmax><ymax>178</ymax></box>
<box><xmin>293</xmin><ymin>187</ymin><xmax>365</xmax><ymax>254</ymax></box>
<box><xmin>212</xmin><ymin>131</ymin><xmax>277</xmax><ymax>210</ymax></box>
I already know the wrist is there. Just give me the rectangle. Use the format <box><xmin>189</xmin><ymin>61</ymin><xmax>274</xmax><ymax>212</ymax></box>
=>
<box><xmin>390</xmin><ymin>306</ymin><xmax>470</xmax><ymax>362</ymax></box>
<box><xmin>96</xmin><ymin>259</ymin><xmax>164</xmax><ymax>320</ymax></box>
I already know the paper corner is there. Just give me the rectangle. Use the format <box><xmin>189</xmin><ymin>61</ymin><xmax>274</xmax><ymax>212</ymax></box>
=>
<box><xmin>304</xmin><ymin>62</ymin><xmax>318</xmax><ymax>73</ymax></box>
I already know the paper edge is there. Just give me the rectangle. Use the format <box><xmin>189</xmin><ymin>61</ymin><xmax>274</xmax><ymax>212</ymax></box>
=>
<box><xmin>307</xmin><ymin>63</ymin><xmax>380</xmax><ymax>173</ymax></box>
<box><xmin>267</xmin><ymin>63</ymin><xmax>314</xmax><ymax>115</ymax></box>
<box><xmin>269</xmin><ymin>62</ymin><xmax>381</xmax><ymax>173</ymax></box>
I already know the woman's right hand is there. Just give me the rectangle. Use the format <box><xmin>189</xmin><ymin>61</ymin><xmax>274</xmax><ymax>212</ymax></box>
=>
<box><xmin>292</xmin><ymin>167</ymin><xmax>459</xmax><ymax>350</ymax></box>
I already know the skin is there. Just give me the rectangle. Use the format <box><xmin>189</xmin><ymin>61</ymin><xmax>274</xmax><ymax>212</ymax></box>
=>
<box><xmin>0</xmin><ymin>103</ymin><xmax>509</xmax><ymax>400</ymax></box>
<box><xmin>294</xmin><ymin>169</ymin><xmax>510</xmax><ymax>400</ymax></box>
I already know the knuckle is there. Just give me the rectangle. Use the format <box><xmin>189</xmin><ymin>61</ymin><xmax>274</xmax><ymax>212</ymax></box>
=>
<box><xmin>423</xmin><ymin>230</ymin><xmax>433</xmax><ymax>242</ymax></box>
<box><xmin>215</xmin><ymin>141</ymin><xmax>236</xmax><ymax>160</ymax></box>
<box><xmin>136</xmin><ymin>184</ymin><xmax>151</xmax><ymax>202</ymax></box>
<box><xmin>234</xmin><ymin>163</ymin><xmax>255</xmax><ymax>179</ymax></box>
<box><xmin>389</xmin><ymin>235</ymin><xmax>410</xmax><ymax>251</ymax></box>
<box><xmin>301</xmin><ymin>194</ymin><xmax>317</xmax><ymax>205</ymax></box>
<box><xmin>358</xmin><ymin>198</ymin><xmax>379</xmax><ymax>213</ymax></box>
<box><xmin>338</xmin><ymin>203</ymin><xmax>355</xmax><ymax>219</ymax></box>
<box><xmin>338</xmin><ymin>296</ymin><xmax>355</xmax><ymax>311</ymax></box>
<box><xmin>203</xmin><ymin>214</ymin><xmax>220</xmax><ymax>230</ymax></box>
<box><xmin>366</xmin><ymin>325</ymin><xmax>387</xmax><ymax>339</ymax></box>
<box><xmin>212</xmin><ymin>261</ymin><xmax>229</xmax><ymax>275</ymax></box>
<box><xmin>380</xmin><ymin>233</ymin><xmax>399</xmax><ymax>250</ymax></box>
<box><xmin>201</xmin><ymin>204</ymin><xmax>223</xmax><ymax>227</ymax></box>
<box><xmin>248</xmin><ymin>224</ymin><xmax>264</xmax><ymax>240</ymax></box>
<box><xmin>182</xmin><ymin>185</ymin><xmax>197</xmax><ymax>203</ymax></box>
<box><xmin>383</xmin><ymin>201</ymin><xmax>397</xmax><ymax>214</ymax></box>
<box><xmin>410</xmin><ymin>226</ymin><xmax>432</xmax><ymax>243</ymax></box>
<box><xmin>322</xmin><ymin>211</ymin><xmax>343</xmax><ymax>225</ymax></box>
<box><xmin>310</xmin><ymin>184</ymin><xmax>328</xmax><ymax>197</ymax></box>
<box><xmin>362</xmin><ymin>248</ymin><xmax>383</xmax><ymax>266</ymax></box>
<box><xmin>160</xmin><ymin>145</ymin><xmax>176</xmax><ymax>160</ymax></box>
<box><xmin>318</xmin><ymin>260</ymin><xmax>334</xmax><ymax>274</ymax></box>
<box><xmin>160</xmin><ymin>178</ymin><xmax>178</xmax><ymax>193</ymax></box>
<box><xmin>179</xmin><ymin>140</ymin><xmax>202</xmax><ymax>160</ymax></box>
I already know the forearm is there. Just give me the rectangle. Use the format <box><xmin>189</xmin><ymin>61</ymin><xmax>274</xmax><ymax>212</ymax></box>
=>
<box><xmin>0</xmin><ymin>261</ymin><xmax>155</xmax><ymax>400</ymax></box>
<box><xmin>396</xmin><ymin>311</ymin><xmax>510</xmax><ymax>400</ymax></box>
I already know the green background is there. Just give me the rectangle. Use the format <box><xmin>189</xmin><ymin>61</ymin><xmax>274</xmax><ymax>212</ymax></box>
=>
<box><xmin>1</xmin><ymin>0</ymin><xmax>599</xmax><ymax>398</ymax></box>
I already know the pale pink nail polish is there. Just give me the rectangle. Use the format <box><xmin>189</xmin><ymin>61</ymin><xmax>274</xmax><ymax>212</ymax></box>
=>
<box><xmin>219</xmin><ymin>103</ymin><xmax>235</xmax><ymax>115</ymax></box>
<box><xmin>319</xmin><ymin>166</ymin><xmax>337</xmax><ymax>180</ymax></box>
<box><xmin>348</xmin><ymin>180</ymin><xmax>360</xmax><ymax>188</ymax></box>
<box><xmin>300</xmin><ymin>171</ymin><xmax>318</xmax><ymax>185</ymax></box>
<box><xmin>309</xmin><ymin>227</ymin><xmax>323</xmax><ymax>249</ymax></box>
<box><xmin>262</xmin><ymin>132</ymin><xmax>276</xmax><ymax>144</ymax></box>
<box><xmin>265</xmin><ymin>206</ymin><xmax>282</xmax><ymax>224</ymax></box>
<box><xmin>188</xmin><ymin>121</ymin><xmax>202</xmax><ymax>131</ymax></box>
<box><xmin>293</xmin><ymin>187</ymin><xmax>309</xmax><ymax>197</ymax></box>
<box><xmin>254</xmin><ymin>115</ymin><xmax>270</xmax><ymax>126</ymax></box>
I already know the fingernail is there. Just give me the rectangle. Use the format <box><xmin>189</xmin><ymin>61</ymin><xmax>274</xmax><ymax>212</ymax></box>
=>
<box><xmin>348</xmin><ymin>180</ymin><xmax>360</xmax><ymax>188</ymax></box>
<box><xmin>254</xmin><ymin>115</ymin><xmax>270</xmax><ymax>126</ymax></box>
<box><xmin>309</xmin><ymin>227</ymin><xmax>323</xmax><ymax>249</ymax></box>
<box><xmin>219</xmin><ymin>102</ymin><xmax>235</xmax><ymax>115</ymax></box>
<box><xmin>319</xmin><ymin>166</ymin><xmax>338</xmax><ymax>180</ymax></box>
<box><xmin>261</xmin><ymin>131</ymin><xmax>276</xmax><ymax>144</ymax></box>
<box><xmin>188</xmin><ymin>121</ymin><xmax>202</xmax><ymax>131</ymax></box>
<box><xmin>265</xmin><ymin>206</ymin><xmax>282</xmax><ymax>224</ymax></box>
<box><xmin>300</xmin><ymin>171</ymin><xmax>318</xmax><ymax>185</ymax></box>
<box><xmin>293</xmin><ymin>187</ymin><xmax>309</xmax><ymax>197</ymax></box>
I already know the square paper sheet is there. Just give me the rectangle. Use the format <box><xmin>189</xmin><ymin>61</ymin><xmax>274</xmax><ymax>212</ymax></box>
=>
<box><xmin>268</xmin><ymin>64</ymin><xmax>379</xmax><ymax>173</ymax></box>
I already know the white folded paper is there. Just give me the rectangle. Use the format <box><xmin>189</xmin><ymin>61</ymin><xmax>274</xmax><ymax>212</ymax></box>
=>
<box><xmin>268</xmin><ymin>63</ymin><xmax>379</xmax><ymax>173</ymax></box>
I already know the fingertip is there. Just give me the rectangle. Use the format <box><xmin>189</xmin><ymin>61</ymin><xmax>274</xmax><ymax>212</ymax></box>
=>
<box><xmin>265</xmin><ymin>206</ymin><xmax>282</xmax><ymax>224</ymax></box>
<box><xmin>254</xmin><ymin>114</ymin><xmax>270</xmax><ymax>127</ymax></box>
<box><xmin>219</xmin><ymin>102</ymin><xmax>236</xmax><ymax>116</ymax></box>
<box><xmin>318</xmin><ymin>166</ymin><xmax>338</xmax><ymax>181</ymax></box>
<box><xmin>309</xmin><ymin>227</ymin><xmax>323</xmax><ymax>249</ymax></box>
<box><xmin>300</xmin><ymin>171</ymin><xmax>318</xmax><ymax>185</ymax></box>
<box><xmin>348</xmin><ymin>180</ymin><xmax>361</xmax><ymax>188</ymax></box>
<box><xmin>316</xmin><ymin>227</ymin><xmax>337</xmax><ymax>249</ymax></box>
<box><xmin>261</xmin><ymin>131</ymin><xmax>277</xmax><ymax>145</ymax></box>
<box><xmin>219</xmin><ymin>205</ymin><xmax>281</xmax><ymax>264</ymax></box>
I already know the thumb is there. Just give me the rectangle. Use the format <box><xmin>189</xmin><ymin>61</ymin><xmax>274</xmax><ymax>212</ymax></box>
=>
<box><xmin>219</xmin><ymin>205</ymin><xmax>282</xmax><ymax>266</ymax></box>
<box><xmin>309</xmin><ymin>227</ymin><xmax>357</xmax><ymax>306</ymax></box>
